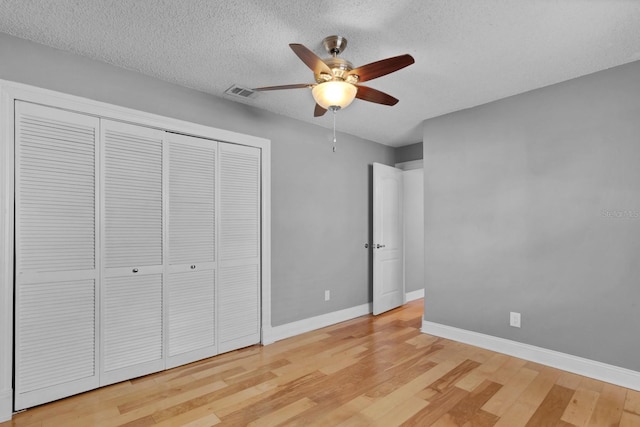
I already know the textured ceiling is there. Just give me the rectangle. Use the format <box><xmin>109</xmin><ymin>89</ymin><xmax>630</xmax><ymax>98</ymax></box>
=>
<box><xmin>1</xmin><ymin>0</ymin><xmax>639</xmax><ymax>147</ymax></box>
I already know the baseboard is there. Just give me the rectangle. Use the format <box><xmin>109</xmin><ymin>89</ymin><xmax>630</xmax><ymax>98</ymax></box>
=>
<box><xmin>263</xmin><ymin>291</ymin><xmax>425</xmax><ymax>345</ymax></box>
<box><xmin>421</xmin><ymin>320</ymin><xmax>640</xmax><ymax>391</ymax></box>
<box><xmin>405</xmin><ymin>289</ymin><xmax>424</xmax><ymax>302</ymax></box>
<box><xmin>0</xmin><ymin>389</ymin><xmax>12</xmax><ymax>422</ymax></box>
<box><xmin>263</xmin><ymin>302</ymin><xmax>372</xmax><ymax>344</ymax></box>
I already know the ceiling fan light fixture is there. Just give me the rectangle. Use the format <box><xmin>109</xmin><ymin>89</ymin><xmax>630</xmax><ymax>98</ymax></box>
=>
<box><xmin>312</xmin><ymin>81</ymin><xmax>357</xmax><ymax>110</ymax></box>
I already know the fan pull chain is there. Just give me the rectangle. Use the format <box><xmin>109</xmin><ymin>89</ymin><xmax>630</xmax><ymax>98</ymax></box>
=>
<box><xmin>332</xmin><ymin>108</ymin><xmax>337</xmax><ymax>152</ymax></box>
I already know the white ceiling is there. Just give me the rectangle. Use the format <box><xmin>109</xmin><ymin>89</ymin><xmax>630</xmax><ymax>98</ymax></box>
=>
<box><xmin>1</xmin><ymin>1</ymin><xmax>639</xmax><ymax>147</ymax></box>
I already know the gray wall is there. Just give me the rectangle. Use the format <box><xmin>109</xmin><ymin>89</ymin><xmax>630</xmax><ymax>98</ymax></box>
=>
<box><xmin>0</xmin><ymin>33</ymin><xmax>396</xmax><ymax>327</ymax></box>
<box><xmin>423</xmin><ymin>60</ymin><xmax>640</xmax><ymax>371</ymax></box>
<box><xmin>395</xmin><ymin>141</ymin><xmax>423</xmax><ymax>163</ymax></box>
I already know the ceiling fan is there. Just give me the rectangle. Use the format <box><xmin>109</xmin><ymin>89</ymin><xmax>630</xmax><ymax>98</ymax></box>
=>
<box><xmin>254</xmin><ymin>35</ymin><xmax>415</xmax><ymax>117</ymax></box>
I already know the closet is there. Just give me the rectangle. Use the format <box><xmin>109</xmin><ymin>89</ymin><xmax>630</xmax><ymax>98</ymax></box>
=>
<box><xmin>13</xmin><ymin>101</ymin><xmax>262</xmax><ymax>410</ymax></box>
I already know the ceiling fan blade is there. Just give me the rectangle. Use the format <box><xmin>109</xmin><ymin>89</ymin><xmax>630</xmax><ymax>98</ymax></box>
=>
<box><xmin>314</xmin><ymin>103</ymin><xmax>327</xmax><ymax>117</ymax></box>
<box><xmin>290</xmin><ymin>43</ymin><xmax>332</xmax><ymax>75</ymax></box>
<box><xmin>253</xmin><ymin>83</ymin><xmax>312</xmax><ymax>91</ymax></box>
<box><xmin>355</xmin><ymin>85</ymin><xmax>399</xmax><ymax>106</ymax></box>
<box><xmin>348</xmin><ymin>54</ymin><xmax>414</xmax><ymax>83</ymax></box>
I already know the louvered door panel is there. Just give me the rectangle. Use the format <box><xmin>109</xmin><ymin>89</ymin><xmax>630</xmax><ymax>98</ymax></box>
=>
<box><xmin>103</xmin><ymin>121</ymin><xmax>163</xmax><ymax>268</ymax></box>
<box><xmin>168</xmin><ymin>134</ymin><xmax>215</xmax><ymax>265</ymax></box>
<box><xmin>101</xmin><ymin>120</ymin><xmax>164</xmax><ymax>384</ymax></box>
<box><xmin>219</xmin><ymin>265</ymin><xmax>259</xmax><ymax>343</ymax></box>
<box><xmin>14</xmin><ymin>102</ymin><xmax>99</xmax><ymax>410</ymax></box>
<box><xmin>167</xmin><ymin>270</ymin><xmax>215</xmax><ymax>364</ymax></box>
<box><xmin>16</xmin><ymin>104</ymin><xmax>97</xmax><ymax>274</ymax></box>
<box><xmin>219</xmin><ymin>146</ymin><xmax>260</xmax><ymax>261</ymax></box>
<box><xmin>17</xmin><ymin>280</ymin><xmax>96</xmax><ymax>393</ymax></box>
<box><xmin>218</xmin><ymin>143</ymin><xmax>261</xmax><ymax>353</ymax></box>
<box><xmin>102</xmin><ymin>274</ymin><xmax>163</xmax><ymax>384</ymax></box>
<box><xmin>166</xmin><ymin>133</ymin><xmax>216</xmax><ymax>367</ymax></box>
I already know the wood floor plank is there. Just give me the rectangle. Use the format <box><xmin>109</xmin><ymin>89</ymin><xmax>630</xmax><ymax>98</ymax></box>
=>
<box><xmin>525</xmin><ymin>384</ymin><xmax>575</xmax><ymax>427</ymax></box>
<box><xmin>356</xmin><ymin>360</ymin><xmax>460</xmax><ymax>421</ymax></box>
<box><xmin>482</xmin><ymin>367</ymin><xmax>538</xmax><ymax>416</ymax></box>
<box><xmin>214</xmin><ymin>370</ymin><xmax>328</xmax><ymax>423</ymax></box>
<box><xmin>556</xmin><ymin>371</ymin><xmax>584</xmax><ymax>390</ymax></box>
<box><xmin>430</xmin><ymin>359</ymin><xmax>481</xmax><ymax>393</ymax></box>
<box><xmin>456</xmin><ymin>353</ymin><xmax>510</xmax><ymax>392</ymax></box>
<box><xmin>438</xmin><ymin>380</ymin><xmax>502</xmax><ymax>425</ymax></box>
<box><xmin>489</xmin><ymin>357</ymin><xmax>528</xmax><ymax>385</ymax></box>
<box><xmin>152</xmin><ymin>374</ymin><xmax>278</xmax><ymax>423</ymax></box>
<box><xmin>620</xmin><ymin>411</ymin><xmax>640</xmax><ymax>426</ymax></box>
<box><xmin>2</xmin><ymin>299</ymin><xmax>635</xmax><ymax>427</ymax></box>
<box><xmin>399</xmin><ymin>384</ymin><xmax>469</xmax><ymax>426</ymax></box>
<box><xmin>625</xmin><ymin>389</ymin><xmax>640</xmax><ymax>415</ymax></box>
<box><xmin>493</xmin><ymin>402</ymin><xmax>537</xmax><ymax>427</ymax></box>
<box><xmin>218</xmin><ymin>376</ymin><xmax>322</xmax><ymax>424</ymax></box>
<box><xmin>578</xmin><ymin>377</ymin><xmax>605</xmax><ymax>394</ymax></box>
<box><xmin>318</xmin><ymin>345</ymin><xmax>369</xmax><ymax>375</ymax></box>
<box><xmin>246</xmin><ymin>397</ymin><xmax>317</xmax><ymax>427</ymax></box>
<box><xmin>560</xmin><ymin>388</ymin><xmax>600</xmax><ymax>426</ymax></box>
<box><xmin>364</xmin><ymin>357</ymin><xmax>438</xmax><ymax>400</ymax></box>
<box><xmin>314</xmin><ymin>395</ymin><xmax>374</xmax><ymax>426</ymax></box>
<box><xmin>96</xmin><ymin>380</ymin><xmax>229</xmax><ymax>427</ymax></box>
<box><xmin>587</xmin><ymin>383</ymin><xmax>626</xmax><ymax>427</ymax></box>
<box><xmin>493</xmin><ymin>367</ymin><xmax>561</xmax><ymax>427</ymax></box>
<box><xmin>285</xmin><ymin>349</ymin><xmax>438</xmax><ymax>424</ymax></box>
<box><xmin>369</xmin><ymin>396</ymin><xmax>429</xmax><ymax>426</ymax></box>
<box><xmin>405</xmin><ymin>333</ymin><xmax>440</xmax><ymax>349</ymax></box>
<box><xmin>152</xmin><ymin>403</ymin><xmax>221</xmax><ymax>427</ymax></box>
<box><xmin>466</xmin><ymin>409</ymin><xmax>500</xmax><ymax>427</ymax></box>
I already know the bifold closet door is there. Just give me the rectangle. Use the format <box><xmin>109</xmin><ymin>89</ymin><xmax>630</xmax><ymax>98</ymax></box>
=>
<box><xmin>218</xmin><ymin>143</ymin><xmax>261</xmax><ymax>353</ymax></box>
<box><xmin>14</xmin><ymin>102</ymin><xmax>100</xmax><ymax>410</ymax></box>
<box><xmin>101</xmin><ymin>120</ymin><xmax>165</xmax><ymax>385</ymax></box>
<box><xmin>166</xmin><ymin>133</ymin><xmax>217</xmax><ymax>368</ymax></box>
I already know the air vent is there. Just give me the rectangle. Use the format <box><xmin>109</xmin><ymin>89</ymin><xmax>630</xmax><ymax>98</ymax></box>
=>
<box><xmin>224</xmin><ymin>85</ymin><xmax>258</xmax><ymax>100</ymax></box>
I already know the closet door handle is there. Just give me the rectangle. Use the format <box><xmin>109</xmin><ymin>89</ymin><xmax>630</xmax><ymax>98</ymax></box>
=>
<box><xmin>132</xmin><ymin>268</ymin><xmax>139</xmax><ymax>273</ymax></box>
<box><xmin>190</xmin><ymin>265</ymin><xmax>196</xmax><ymax>269</ymax></box>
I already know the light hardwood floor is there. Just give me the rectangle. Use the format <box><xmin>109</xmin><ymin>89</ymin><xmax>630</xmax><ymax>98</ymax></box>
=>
<box><xmin>2</xmin><ymin>299</ymin><xmax>639</xmax><ymax>426</ymax></box>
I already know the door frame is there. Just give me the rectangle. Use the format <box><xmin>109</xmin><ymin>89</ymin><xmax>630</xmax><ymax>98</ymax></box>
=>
<box><xmin>0</xmin><ymin>80</ymin><xmax>271</xmax><ymax>421</ymax></box>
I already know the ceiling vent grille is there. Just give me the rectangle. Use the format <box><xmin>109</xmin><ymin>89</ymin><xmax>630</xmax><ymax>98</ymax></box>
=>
<box><xmin>224</xmin><ymin>85</ymin><xmax>258</xmax><ymax>99</ymax></box>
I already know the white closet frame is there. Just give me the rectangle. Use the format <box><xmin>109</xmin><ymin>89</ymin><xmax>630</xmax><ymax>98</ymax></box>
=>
<box><xmin>0</xmin><ymin>80</ymin><xmax>272</xmax><ymax>422</ymax></box>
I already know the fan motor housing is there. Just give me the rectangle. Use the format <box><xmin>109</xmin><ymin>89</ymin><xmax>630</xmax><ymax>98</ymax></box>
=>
<box><xmin>315</xmin><ymin>57</ymin><xmax>356</xmax><ymax>83</ymax></box>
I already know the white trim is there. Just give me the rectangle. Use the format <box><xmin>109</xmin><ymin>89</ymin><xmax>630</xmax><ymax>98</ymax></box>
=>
<box><xmin>0</xmin><ymin>81</ymin><xmax>267</xmax><ymax>148</ymax></box>
<box><xmin>0</xmin><ymin>390</ymin><xmax>11</xmax><ymax>423</ymax></box>
<box><xmin>260</xmin><ymin>141</ymin><xmax>272</xmax><ymax>344</ymax></box>
<box><xmin>263</xmin><ymin>303</ymin><xmax>372</xmax><ymax>344</ymax></box>
<box><xmin>395</xmin><ymin>159</ymin><xmax>423</xmax><ymax>171</ymax></box>
<box><xmin>0</xmin><ymin>83</ymin><xmax>15</xmax><ymax>423</ymax></box>
<box><xmin>406</xmin><ymin>289</ymin><xmax>425</xmax><ymax>302</ymax></box>
<box><xmin>264</xmin><ymin>291</ymin><xmax>422</xmax><ymax>345</ymax></box>
<box><xmin>421</xmin><ymin>320</ymin><xmax>640</xmax><ymax>392</ymax></box>
<box><xmin>0</xmin><ymin>79</ymin><xmax>272</xmax><ymax>420</ymax></box>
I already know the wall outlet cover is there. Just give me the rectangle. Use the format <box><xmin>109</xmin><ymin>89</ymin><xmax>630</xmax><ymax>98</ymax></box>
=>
<box><xmin>510</xmin><ymin>312</ymin><xmax>521</xmax><ymax>328</ymax></box>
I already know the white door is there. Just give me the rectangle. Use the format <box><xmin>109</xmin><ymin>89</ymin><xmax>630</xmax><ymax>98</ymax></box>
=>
<box><xmin>14</xmin><ymin>102</ymin><xmax>100</xmax><ymax>410</ymax></box>
<box><xmin>166</xmin><ymin>133</ymin><xmax>217</xmax><ymax>368</ymax></box>
<box><xmin>218</xmin><ymin>143</ymin><xmax>261</xmax><ymax>353</ymax></box>
<box><xmin>100</xmin><ymin>120</ymin><xmax>165</xmax><ymax>385</ymax></box>
<box><xmin>373</xmin><ymin>163</ymin><xmax>404</xmax><ymax>315</ymax></box>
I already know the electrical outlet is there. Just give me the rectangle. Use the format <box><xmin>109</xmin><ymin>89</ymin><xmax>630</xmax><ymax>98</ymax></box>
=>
<box><xmin>324</xmin><ymin>290</ymin><xmax>330</xmax><ymax>301</ymax></box>
<box><xmin>510</xmin><ymin>312</ymin><xmax>521</xmax><ymax>328</ymax></box>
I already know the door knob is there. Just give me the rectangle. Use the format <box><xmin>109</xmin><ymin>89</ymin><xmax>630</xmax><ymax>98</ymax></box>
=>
<box><xmin>376</xmin><ymin>244</ymin><xmax>386</xmax><ymax>249</ymax></box>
